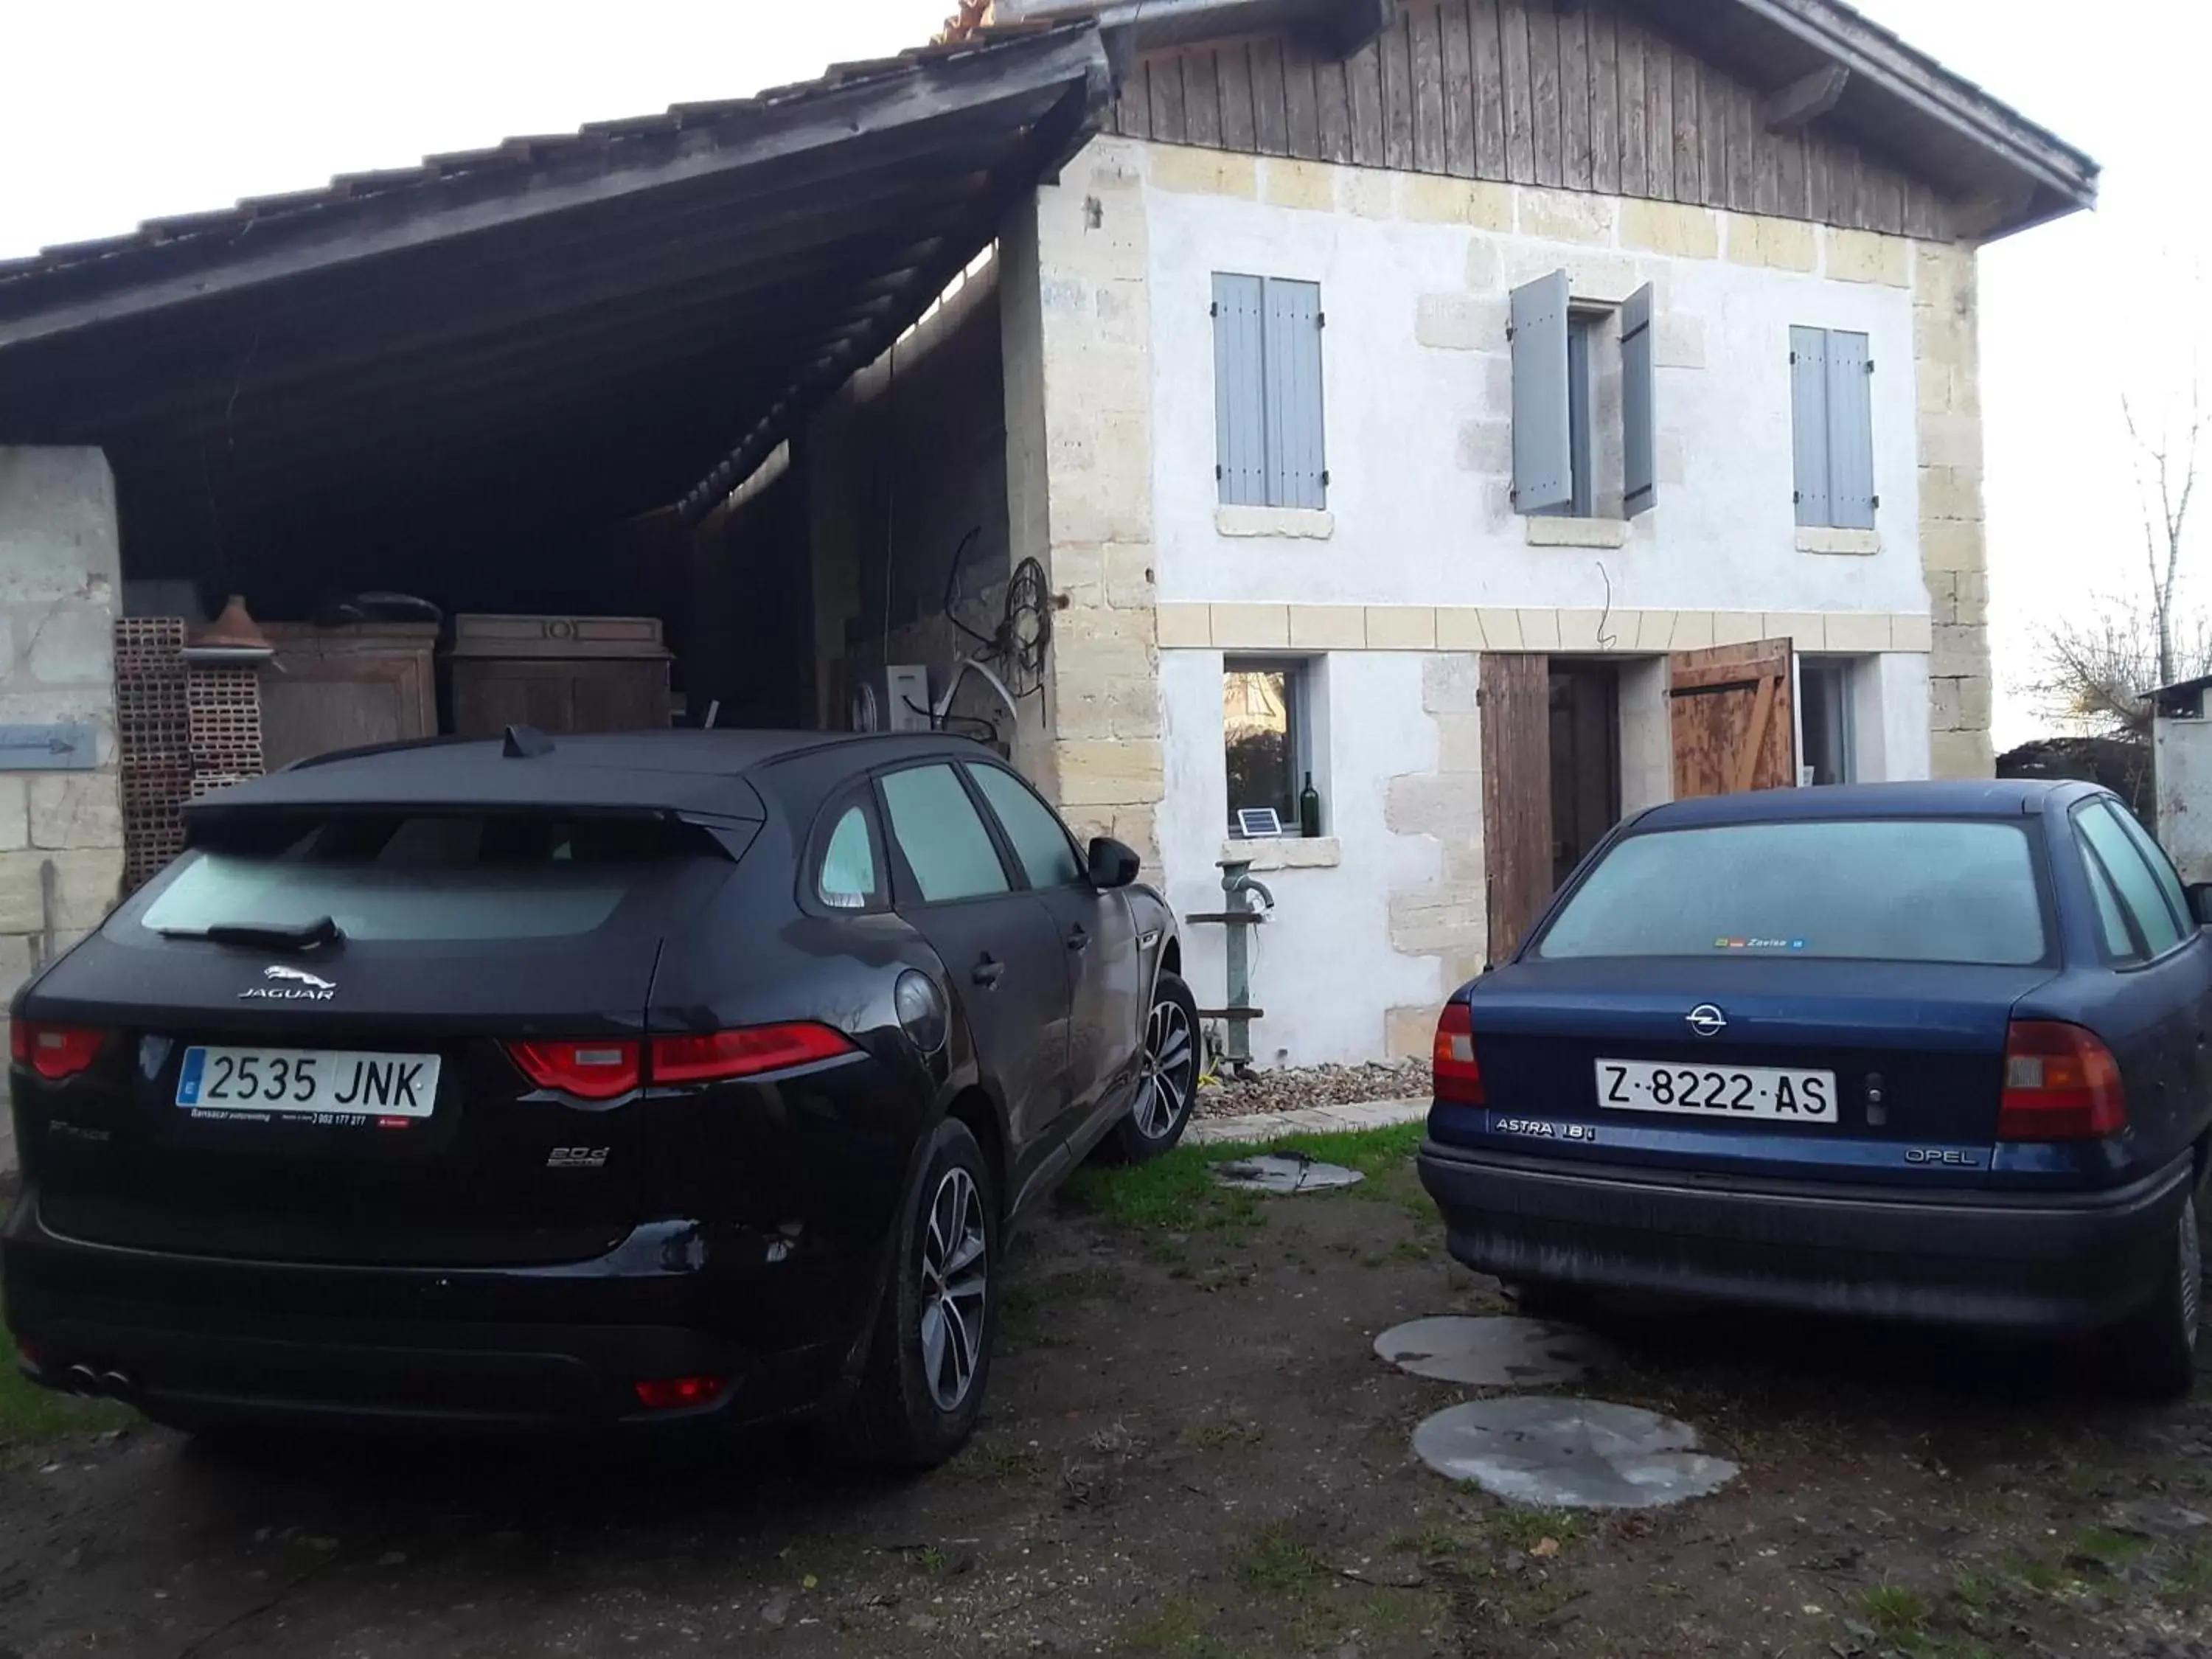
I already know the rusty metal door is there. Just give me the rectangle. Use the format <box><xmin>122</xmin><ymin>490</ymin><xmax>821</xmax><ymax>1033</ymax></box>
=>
<box><xmin>1669</xmin><ymin>640</ymin><xmax>1798</xmax><ymax>799</ymax></box>
<box><xmin>1481</xmin><ymin>653</ymin><xmax>1554</xmax><ymax>965</ymax></box>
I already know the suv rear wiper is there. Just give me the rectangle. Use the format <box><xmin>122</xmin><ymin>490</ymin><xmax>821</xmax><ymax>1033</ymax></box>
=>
<box><xmin>159</xmin><ymin>916</ymin><xmax>345</xmax><ymax>952</ymax></box>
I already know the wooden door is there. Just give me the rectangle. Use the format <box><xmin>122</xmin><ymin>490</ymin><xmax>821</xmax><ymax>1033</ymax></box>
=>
<box><xmin>1481</xmin><ymin>653</ymin><xmax>1554</xmax><ymax>966</ymax></box>
<box><xmin>1669</xmin><ymin>640</ymin><xmax>1798</xmax><ymax>799</ymax></box>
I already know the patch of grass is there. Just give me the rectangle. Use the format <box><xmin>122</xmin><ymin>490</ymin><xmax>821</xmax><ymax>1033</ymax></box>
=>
<box><xmin>1116</xmin><ymin>1596</ymin><xmax>1252</xmax><ymax>1659</ymax></box>
<box><xmin>2157</xmin><ymin>1543</ymin><xmax>2212</xmax><ymax>1607</ymax></box>
<box><xmin>1179</xmin><ymin>1408</ymin><xmax>1266</xmax><ymax>1450</ymax></box>
<box><xmin>1063</xmin><ymin>1123</ymin><xmax>1426</xmax><ymax>1239</ymax></box>
<box><xmin>1861</xmin><ymin>1582</ymin><xmax>1933</xmax><ymax>1638</ymax></box>
<box><xmin>2068</xmin><ymin>1524</ymin><xmax>2152</xmax><ymax>1565</ymax></box>
<box><xmin>1234</xmin><ymin>1525</ymin><xmax>1335</xmax><ymax>1597</ymax></box>
<box><xmin>911</xmin><ymin>1545</ymin><xmax>950</xmax><ymax>1576</ymax></box>
<box><xmin>0</xmin><ymin>1213</ymin><xmax>134</xmax><ymax>1453</ymax></box>
<box><xmin>1486</xmin><ymin>1507</ymin><xmax>1587</xmax><ymax>1552</ymax></box>
<box><xmin>961</xmin><ymin>1441</ymin><xmax>1048</xmax><ymax>1485</ymax></box>
<box><xmin>999</xmin><ymin>1266</ymin><xmax>1126</xmax><ymax>1347</ymax></box>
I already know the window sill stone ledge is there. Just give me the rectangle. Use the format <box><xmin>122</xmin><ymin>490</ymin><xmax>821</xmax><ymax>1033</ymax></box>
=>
<box><xmin>1217</xmin><ymin>506</ymin><xmax>1336</xmax><ymax>540</ymax></box>
<box><xmin>1523</xmin><ymin>516</ymin><xmax>1631</xmax><ymax>549</ymax></box>
<box><xmin>1220</xmin><ymin>836</ymin><xmax>1343</xmax><ymax>870</ymax></box>
<box><xmin>1795</xmin><ymin>527</ymin><xmax>1882</xmax><ymax>556</ymax></box>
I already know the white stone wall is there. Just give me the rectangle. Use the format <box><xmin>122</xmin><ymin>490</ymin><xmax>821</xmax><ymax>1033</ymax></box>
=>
<box><xmin>1020</xmin><ymin>137</ymin><xmax>1993</xmax><ymax>1065</ymax></box>
<box><xmin>0</xmin><ymin>449</ymin><xmax>126</xmax><ymax>1165</ymax></box>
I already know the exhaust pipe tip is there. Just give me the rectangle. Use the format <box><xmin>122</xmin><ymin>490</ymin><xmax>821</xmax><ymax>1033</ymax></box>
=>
<box><xmin>63</xmin><ymin>1364</ymin><xmax>101</xmax><ymax>1397</ymax></box>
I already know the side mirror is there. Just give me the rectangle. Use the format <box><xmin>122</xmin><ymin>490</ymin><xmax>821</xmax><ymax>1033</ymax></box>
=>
<box><xmin>1087</xmin><ymin>836</ymin><xmax>1141</xmax><ymax>890</ymax></box>
<box><xmin>2190</xmin><ymin>883</ymin><xmax>2212</xmax><ymax>928</ymax></box>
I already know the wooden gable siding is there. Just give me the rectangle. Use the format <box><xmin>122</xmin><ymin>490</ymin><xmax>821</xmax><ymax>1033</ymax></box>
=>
<box><xmin>1105</xmin><ymin>0</ymin><xmax>1950</xmax><ymax>239</ymax></box>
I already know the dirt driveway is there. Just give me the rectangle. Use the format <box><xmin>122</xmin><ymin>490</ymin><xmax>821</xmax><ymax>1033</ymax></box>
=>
<box><xmin>5</xmin><ymin>1124</ymin><xmax>2212</xmax><ymax>1659</ymax></box>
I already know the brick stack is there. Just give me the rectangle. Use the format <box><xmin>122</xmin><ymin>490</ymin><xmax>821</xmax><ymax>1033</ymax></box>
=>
<box><xmin>184</xmin><ymin>665</ymin><xmax>265</xmax><ymax>801</ymax></box>
<box><xmin>114</xmin><ymin>618</ymin><xmax>190</xmax><ymax>891</ymax></box>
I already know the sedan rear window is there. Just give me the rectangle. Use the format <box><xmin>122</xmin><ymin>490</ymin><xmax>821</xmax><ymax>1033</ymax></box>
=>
<box><xmin>131</xmin><ymin>813</ymin><xmax>710</xmax><ymax>944</ymax></box>
<box><xmin>1537</xmin><ymin>818</ymin><xmax>2049</xmax><ymax>966</ymax></box>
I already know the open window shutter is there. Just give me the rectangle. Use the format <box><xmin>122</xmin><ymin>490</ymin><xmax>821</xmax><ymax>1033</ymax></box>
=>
<box><xmin>1789</xmin><ymin>326</ymin><xmax>1831</xmax><ymax>528</ymax></box>
<box><xmin>1621</xmin><ymin>282</ymin><xmax>1656</xmax><ymax>518</ymax></box>
<box><xmin>1264</xmin><ymin>279</ymin><xmax>1327</xmax><ymax>509</ymax></box>
<box><xmin>1509</xmin><ymin>271</ymin><xmax>1573</xmax><ymax>516</ymax></box>
<box><xmin>1824</xmin><ymin>329</ymin><xmax>1877</xmax><ymax>530</ymax></box>
<box><xmin>1213</xmin><ymin>274</ymin><xmax>1267</xmax><ymax>507</ymax></box>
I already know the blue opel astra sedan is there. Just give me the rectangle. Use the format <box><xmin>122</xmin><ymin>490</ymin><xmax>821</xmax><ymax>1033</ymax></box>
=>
<box><xmin>1419</xmin><ymin>781</ymin><xmax>2212</xmax><ymax>1396</ymax></box>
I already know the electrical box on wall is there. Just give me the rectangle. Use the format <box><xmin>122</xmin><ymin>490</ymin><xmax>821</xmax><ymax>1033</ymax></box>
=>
<box><xmin>850</xmin><ymin>664</ymin><xmax>933</xmax><ymax>734</ymax></box>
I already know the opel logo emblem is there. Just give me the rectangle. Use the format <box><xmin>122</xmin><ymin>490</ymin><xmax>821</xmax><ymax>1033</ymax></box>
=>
<box><xmin>1686</xmin><ymin>1004</ymin><xmax>1728</xmax><ymax>1037</ymax></box>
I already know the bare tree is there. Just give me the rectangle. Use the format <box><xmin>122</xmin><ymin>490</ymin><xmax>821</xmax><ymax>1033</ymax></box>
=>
<box><xmin>2031</xmin><ymin>389</ymin><xmax>2208</xmax><ymax>737</ymax></box>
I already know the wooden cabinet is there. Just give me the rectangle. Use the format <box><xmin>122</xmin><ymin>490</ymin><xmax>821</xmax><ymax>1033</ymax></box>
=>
<box><xmin>259</xmin><ymin>623</ymin><xmax>439</xmax><ymax>771</ymax></box>
<box><xmin>447</xmin><ymin>614</ymin><xmax>672</xmax><ymax>737</ymax></box>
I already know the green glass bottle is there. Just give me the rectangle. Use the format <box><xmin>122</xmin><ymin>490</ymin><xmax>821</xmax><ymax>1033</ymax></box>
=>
<box><xmin>1299</xmin><ymin>771</ymin><xmax>1322</xmax><ymax>838</ymax></box>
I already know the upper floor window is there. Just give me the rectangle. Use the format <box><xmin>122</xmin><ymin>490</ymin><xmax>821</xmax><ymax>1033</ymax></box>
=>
<box><xmin>1790</xmin><ymin>326</ymin><xmax>1877</xmax><ymax>529</ymax></box>
<box><xmin>1510</xmin><ymin>271</ymin><xmax>1654</xmax><ymax>521</ymax></box>
<box><xmin>1212</xmin><ymin>274</ymin><xmax>1326</xmax><ymax>510</ymax></box>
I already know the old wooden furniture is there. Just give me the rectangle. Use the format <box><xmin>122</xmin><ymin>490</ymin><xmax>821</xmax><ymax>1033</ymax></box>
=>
<box><xmin>446</xmin><ymin>614</ymin><xmax>672</xmax><ymax>737</ymax></box>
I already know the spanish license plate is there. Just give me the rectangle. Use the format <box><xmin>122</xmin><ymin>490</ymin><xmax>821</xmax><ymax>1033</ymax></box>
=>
<box><xmin>175</xmin><ymin>1048</ymin><xmax>441</xmax><ymax>1120</ymax></box>
<box><xmin>1595</xmin><ymin>1060</ymin><xmax>1837</xmax><ymax>1124</ymax></box>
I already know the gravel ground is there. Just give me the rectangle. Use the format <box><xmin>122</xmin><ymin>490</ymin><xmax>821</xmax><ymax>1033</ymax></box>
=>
<box><xmin>1194</xmin><ymin>1058</ymin><xmax>1430</xmax><ymax>1119</ymax></box>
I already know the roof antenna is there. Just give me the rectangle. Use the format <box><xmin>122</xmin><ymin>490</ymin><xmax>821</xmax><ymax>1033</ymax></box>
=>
<box><xmin>503</xmin><ymin>724</ymin><xmax>556</xmax><ymax>759</ymax></box>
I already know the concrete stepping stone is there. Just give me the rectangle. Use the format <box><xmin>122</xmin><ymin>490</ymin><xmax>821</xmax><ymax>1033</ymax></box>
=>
<box><xmin>1211</xmin><ymin>1151</ymin><xmax>1363</xmax><ymax>1193</ymax></box>
<box><xmin>1374</xmin><ymin>1316</ymin><xmax>1613</xmax><ymax>1387</ymax></box>
<box><xmin>1412</xmin><ymin>1397</ymin><xmax>1741</xmax><ymax>1510</ymax></box>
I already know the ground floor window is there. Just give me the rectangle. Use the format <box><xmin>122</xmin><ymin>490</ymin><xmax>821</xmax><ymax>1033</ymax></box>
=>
<box><xmin>1224</xmin><ymin>658</ymin><xmax>1312</xmax><ymax>835</ymax></box>
<box><xmin>1800</xmin><ymin>657</ymin><xmax>1857</xmax><ymax>786</ymax></box>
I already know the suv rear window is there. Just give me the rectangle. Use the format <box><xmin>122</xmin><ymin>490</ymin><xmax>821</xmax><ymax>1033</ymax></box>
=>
<box><xmin>1537</xmin><ymin>818</ymin><xmax>2049</xmax><ymax>966</ymax></box>
<box><xmin>128</xmin><ymin>813</ymin><xmax>714</xmax><ymax>944</ymax></box>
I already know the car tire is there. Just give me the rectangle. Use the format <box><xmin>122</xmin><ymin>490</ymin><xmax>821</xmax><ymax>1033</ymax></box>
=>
<box><xmin>832</xmin><ymin>1116</ymin><xmax>998</xmax><ymax>1470</ymax></box>
<box><xmin>2112</xmin><ymin>1191</ymin><xmax>2201</xmax><ymax>1401</ymax></box>
<box><xmin>1098</xmin><ymin>971</ymin><xmax>1200</xmax><ymax>1165</ymax></box>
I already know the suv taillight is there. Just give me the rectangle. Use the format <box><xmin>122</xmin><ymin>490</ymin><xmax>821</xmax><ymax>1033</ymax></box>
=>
<box><xmin>649</xmin><ymin>1024</ymin><xmax>855</xmax><ymax>1084</ymax></box>
<box><xmin>1432</xmin><ymin>1002</ymin><xmax>1485</xmax><ymax>1106</ymax></box>
<box><xmin>10</xmin><ymin>1022</ymin><xmax>108</xmax><ymax>1081</ymax></box>
<box><xmin>504</xmin><ymin>1040</ymin><xmax>643</xmax><ymax>1102</ymax></box>
<box><xmin>1998</xmin><ymin>1020</ymin><xmax>2126</xmax><ymax>1141</ymax></box>
<box><xmin>505</xmin><ymin>1024</ymin><xmax>855</xmax><ymax>1099</ymax></box>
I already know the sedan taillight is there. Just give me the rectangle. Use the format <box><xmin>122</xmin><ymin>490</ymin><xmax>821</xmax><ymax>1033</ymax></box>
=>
<box><xmin>1998</xmin><ymin>1020</ymin><xmax>2126</xmax><ymax>1141</ymax></box>
<box><xmin>1432</xmin><ymin>1002</ymin><xmax>1485</xmax><ymax>1106</ymax></box>
<box><xmin>10</xmin><ymin>1022</ymin><xmax>109</xmax><ymax>1082</ymax></box>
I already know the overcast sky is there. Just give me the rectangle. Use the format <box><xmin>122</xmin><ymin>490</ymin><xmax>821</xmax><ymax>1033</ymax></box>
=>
<box><xmin>1</xmin><ymin>1</ymin><xmax>2199</xmax><ymax>748</ymax></box>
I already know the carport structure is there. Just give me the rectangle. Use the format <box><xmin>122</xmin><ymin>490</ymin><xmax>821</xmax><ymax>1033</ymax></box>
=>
<box><xmin>0</xmin><ymin>22</ymin><xmax>1113</xmax><ymax>613</ymax></box>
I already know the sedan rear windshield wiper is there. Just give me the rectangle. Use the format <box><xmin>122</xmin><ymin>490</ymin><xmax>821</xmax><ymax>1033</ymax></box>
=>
<box><xmin>158</xmin><ymin>915</ymin><xmax>346</xmax><ymax>953</ymax></box>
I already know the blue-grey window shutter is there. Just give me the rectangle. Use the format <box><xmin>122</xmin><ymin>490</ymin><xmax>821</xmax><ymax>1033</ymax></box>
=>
<box><xmin>1790</xmin><ymin>325</ymin><xmax>1831</xmax><ymax>528</ymax></box>
<box><xmin>1264</xmin><ymin>279</ymin><xmax>1327</xmax><ymax>509</ymax></box>
<box><xmin>1824</xmin><ymin>328</ymin><xmax>1876</xmax><ymax>530</ymax></box>
<box><xmin>1621</xmin><ymin>282</ymin><xmax>1657</xmax><ymax>518</ymax></box>
<box><xmin>1213</xmin><ymin>274</ymin><xmax>1267</xmax><ymax>507</ymax></box>
<box><xmin>1510</xmin><ymin>271</ymin><xmax>1573</xmax><ymax>516</ymax></box>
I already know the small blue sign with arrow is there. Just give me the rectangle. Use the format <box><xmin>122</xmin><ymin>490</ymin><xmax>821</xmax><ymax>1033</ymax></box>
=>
<box><xmin>0</xmin><ymin>724</ymin><xmax>96</xmax><ymax>771</ymax></box>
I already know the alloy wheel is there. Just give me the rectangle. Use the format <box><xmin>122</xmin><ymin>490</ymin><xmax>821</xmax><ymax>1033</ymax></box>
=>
<box><xmin>1135</xmin><ymin>995</ymin><xmax>1196</xmax><ymax>1141</ymax></box>
<box><xmin>918</xmin><ymin>1167</ymin><xmax>989</xmax><ymax>1412</ymax></box>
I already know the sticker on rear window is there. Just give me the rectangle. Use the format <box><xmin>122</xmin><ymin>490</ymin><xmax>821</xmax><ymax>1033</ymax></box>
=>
<box><xmin>1712</xmin><ymin>937</ymin><xmax>1808</xmax><ymax>951</ymax></box>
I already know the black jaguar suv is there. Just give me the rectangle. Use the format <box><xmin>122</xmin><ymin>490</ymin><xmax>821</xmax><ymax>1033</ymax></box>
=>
<box><xmin>4</xmin><ymin>728</ymin><xmax>1193</xmax><ymax>1465</ymax></box>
